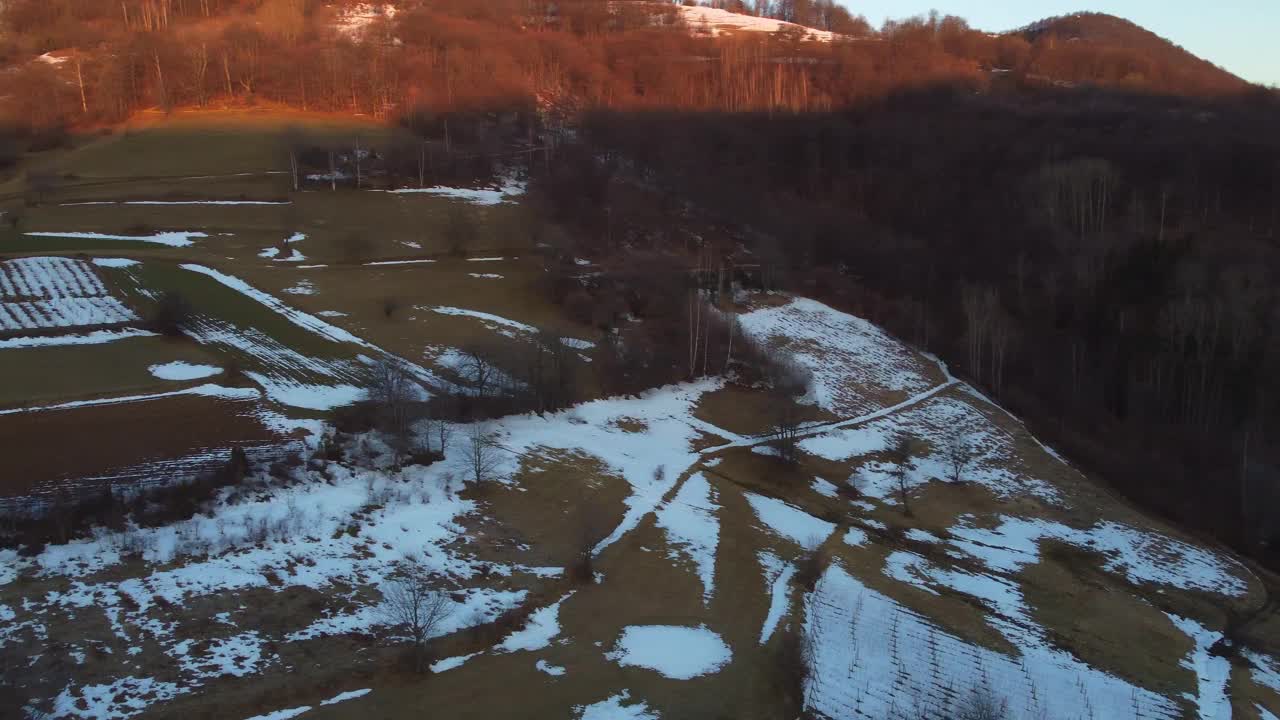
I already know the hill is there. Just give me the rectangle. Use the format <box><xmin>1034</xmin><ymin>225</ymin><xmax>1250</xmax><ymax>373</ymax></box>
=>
<box><xmin>1011</xmin><ymin>12</ymin><xmax>1248</xmax><ymax>94</ymax></box>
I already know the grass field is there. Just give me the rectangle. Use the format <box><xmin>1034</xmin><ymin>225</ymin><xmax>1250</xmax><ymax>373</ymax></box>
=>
<box><xmin>0</xmin><ymin>334</ymin><xmax>222</xmax><ymax>408</ymax></box>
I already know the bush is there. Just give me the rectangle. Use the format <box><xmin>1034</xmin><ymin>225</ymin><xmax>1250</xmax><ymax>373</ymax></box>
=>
<box><xmin>150</xmin><ymin>292</ymin><xmax>193</xmax><ymax>336</ymax></box>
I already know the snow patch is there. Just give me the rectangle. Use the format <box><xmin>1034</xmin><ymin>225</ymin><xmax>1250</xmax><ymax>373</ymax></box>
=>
<box><xmin>149</xmin><ymin>362</ymin><xmax>223</xmax><ymax>381</ymax></box>
<box><xmin>606</xmin><ymin>625</ymin><xmax>731</xmax><ymax>679</ymax></box>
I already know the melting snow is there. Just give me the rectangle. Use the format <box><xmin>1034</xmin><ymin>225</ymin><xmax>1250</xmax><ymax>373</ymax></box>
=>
<box><xmin>535</xmin><ymin>659</ymin><xmax>566</xmax><ymax>676</ymax></box>
<box><xmin>426</xmin><ymin>306</ymin><xmax>537</xmax><ymax>337</ymax></box>
<box><xmin>432</xmin><ymin>652</ymin><xmax>481</xmax><ymax>673</ymax></box>
<box><xmin>654</xmin><ymin>473</ymin><xmax>719</xmax><ymax>604</ymax></box>
<box><xmin>26</xmin><ymin>231</ymin><xmax>207</xmax><ymax>247</ymax></box>
<box><xmin>948</xmin><ymin>515</ymin><xmax>1249</xmax><ymax>596</ymax></box>
<box><xmin>91</xmin><ymin>258</ymin><xmax>141</xmax><ymax>268</ymax></box>
<box><xmin>321</xmin><ymin>688</ymin><xmax>372</xmax><ymax>705</ymax></box>
<box><xmin>148</xmin><ymin>361</ymin><xmax>223</xmax><ymax>381</ymax></box>
<box><xmin>744</xmin><ymin>492</ymin><xmax>835</xmax><ymax>547</ymax></box>
<box><xmin>1166</xmin><ymin>614</ymin><xmax>1231</xmax><ymax>719</ymax></box>
<box><xmin>385</xmin><ymin>178</ymin><xmax>524</xmax><ymax>205</ymax></box>
<box><xmin>757</xmin><ymin>552</ymin><xmax>796</xmax><ymax>644</ymax></box>
<box><xmin>497</xmin><ymin>593</ymin><xmax>573</xmax><ymax>652</ymax></box>
<box><xmin>606</xmin><ymin>625</ymin><xmax>731</xmax><ymax>679</ymax></box>
<box><xmin>0</xmin><ymin>327</ymin><xmax>157</xmax><ymax>349</ymax></box>
<box><xmin>575</xmin><ymin>691</ymin><xmax>658</xmax><ymax>720</ymax></box>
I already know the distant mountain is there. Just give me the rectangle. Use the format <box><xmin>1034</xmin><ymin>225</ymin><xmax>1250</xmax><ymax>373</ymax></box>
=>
<box><xmin>1010</xmin><ymin>12</ymin><xmax>1247</xmax><ymax>94</ymax></box>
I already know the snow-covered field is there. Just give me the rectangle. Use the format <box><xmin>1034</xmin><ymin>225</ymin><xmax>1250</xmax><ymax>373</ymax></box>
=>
<box><xmin>6</xmin><ymin>277</ymin><xmax>1278</xmax><ymax>720</ymax></box>
<box><xmin>802</xmin><ymin>564</ymin><xmax>1185</xmax><ymax>720</ymax></box>
<box><xmin>678</xmin><ymin>5</ymin><xmax>838</xmax><ymax>41</ymax></box>
<box><xmin>0</xmin><ymin>257</ymin><xmax>137</xmax><ymax>332</ymax></box>
<box><xmin>738</xmin><ymin>297</ymin><xmax>937</xmax><ymax>416</ymax></box>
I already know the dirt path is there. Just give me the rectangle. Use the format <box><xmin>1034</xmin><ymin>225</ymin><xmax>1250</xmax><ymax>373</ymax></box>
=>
<box><xmin>698</xmin><ymin>377</ymin><xmax>960</xmax><ymax>455</ymax></box>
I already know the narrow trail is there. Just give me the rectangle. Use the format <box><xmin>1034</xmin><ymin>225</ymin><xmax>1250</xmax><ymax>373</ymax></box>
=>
<box><xmin>604</xmin><ymin>359</ymin><xmax>960</xmax><ymax>563</ymax></box>
<box><xmin>699</xmin><ymin>378</ymin><xmax>960</xmax><ymax>456</ymax></box>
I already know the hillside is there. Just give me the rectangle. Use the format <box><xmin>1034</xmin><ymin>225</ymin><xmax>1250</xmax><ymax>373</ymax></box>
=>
<box><xmin>1012</xmin><ymin>12</ymin><xmax>1247</xmax><ymax>94</ymax></box>
<box><xmin>0</xmin><ymin>100</ymin><xmax>1277</xmax><ymax>720</ymax></box>
<box><xmin>0</xmin><ymin>0</ymin><xmax>1261</xmax><ymax>140</ymax></box>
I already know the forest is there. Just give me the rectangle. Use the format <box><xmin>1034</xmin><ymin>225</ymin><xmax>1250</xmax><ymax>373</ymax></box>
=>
<box><xmin>0</xmin><ymin>0</ymin><xmax>1255</xmax><ymax>134</ymax></box>
<box><xmin>561</xmin><ymin>88</ymin><xmax>1280</xmax><ymax>568</ymax></box>
<box><xmin>3</xmin><ymin>0</ymin><xmax>1280</xmax><ymax>569</ymax></box>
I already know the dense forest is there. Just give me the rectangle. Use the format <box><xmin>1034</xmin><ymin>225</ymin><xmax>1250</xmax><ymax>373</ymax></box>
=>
<box><xmin>4</xmin><ymin>0</ymin><xmax>1280</xmax><ymax>569</ymax></box>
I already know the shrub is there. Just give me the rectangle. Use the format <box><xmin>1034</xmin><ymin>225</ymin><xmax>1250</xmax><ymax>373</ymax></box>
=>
<box><xmin>150</xmin><ymin>292</ymin><xmax>193</xmax><ymax>336</ymax></box>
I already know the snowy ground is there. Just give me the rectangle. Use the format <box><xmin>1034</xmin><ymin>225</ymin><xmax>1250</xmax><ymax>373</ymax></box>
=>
<box><xmin>737</xmin><ymin>297</ymin><xmax>938</xmax><ymax>416</ymax></box>
<box><xmin>6</xmin><ymin>284</ymin><xmax>1278</xmax><ymax>719</ymax></box>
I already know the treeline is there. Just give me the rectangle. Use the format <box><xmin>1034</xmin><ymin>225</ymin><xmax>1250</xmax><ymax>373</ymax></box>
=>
<box><xmin>0</xmin><ymin>0</ymin><xmax>1257</xmax><ymax>134</ymax></box>
<box><xmin>537</xmin><ymin>85</ymin><xmax>1280</xmax><ymax>568</ymax></box>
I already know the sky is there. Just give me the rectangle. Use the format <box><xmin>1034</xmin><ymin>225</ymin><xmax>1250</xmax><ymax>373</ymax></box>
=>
<box><xmin>848</xmin><ymin>1</ymin><xmax>1279</xmax><ymax>86</ymax></box>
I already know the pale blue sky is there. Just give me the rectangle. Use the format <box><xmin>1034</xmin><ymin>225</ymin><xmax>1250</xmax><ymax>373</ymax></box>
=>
<box><xmin>848</xmin><ymin>1</ymin><xmax>1278</xmax><ymax>86</ymax></box>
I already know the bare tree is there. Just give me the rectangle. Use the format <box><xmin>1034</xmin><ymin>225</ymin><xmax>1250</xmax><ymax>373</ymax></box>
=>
<box><xmin>943</xmin><ymin>426</ymin><xmax>976</xmax><ymax>484</ymax></box>
<box><xmin>768</xmin><ymin>395</ymin><xmax>804</xmax><ymax>464</ymax></box>
<box><xmin>888</xmin><ymin>434</ymin><xmax>923</xmax><ymax>516</ymax></box>
<box><xmin>380</xmin><ymin>560</ymin><xmax>453</xmax><ymax>673</ymax></box>
<box><xmin>465</xmin><ymin>423</ymin><xmax>501</xmax><ymax>484</ymax></box>
<box><xmin>426</xmin><ymin>416</ymin><xmax>452</xmax><ymax>457</ymax></box>
<box><xmin>368</xmin><ymin>358</ymin><xmax>419</xmax><ymax>464</ymax></box>
<box><xmin>460</xmin><ymin>345</ymin><xmax>498</xmax><ymax>398</ymax></box>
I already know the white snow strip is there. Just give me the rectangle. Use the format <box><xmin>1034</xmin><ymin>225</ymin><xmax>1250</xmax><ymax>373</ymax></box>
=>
<box><xmin>0</xmin><ymin>384</ymin><xmax>258</xmax><ymax>416</ymax></box>
<box><xmin>0</xmin><ymin>328</ymin><xmax>157</xmax><ymax>349</ymax></box>
<box><xmin>427</xmin><ymin>306</ymin><xmax>537</xmax><ymax>336</ymax></box>
<box><xmin>26</xmin><ymin>231</ymin><xmax>207</xmax><ymax>247</ymax></box>
<box><xmin>365</xmin><ymin>259</ymin><xmax>437</xmax><ymax>266</ymax></box>
<box><xmin>243</xmin><ymin>374</ymin><xmax>364</xmax><ymax>410</ymax></box>
<box><xmin>744</xmin><ymin>492</ymin><xmax>835</xmax><ymax>547</ymax></box>
<box><xmin>1167</xmin><ymin>613</ymin><xmax>1232</xmax><ymax>720</ymax></box>
<box><xmin>758</xmin><ymin>552</ymin><xmax>796</xmax><ymax>644</ymax></box>
<box><xmin>497</xmin><ymin>593</ymin><xmax>573</xmax><ymax>652</ymax></box>
<box><xmin>92</xmin><ymin>258</ymin><xmax>141</xmax><ymax>268</ymax></box>
<box><xmin>431</xmin><ymin>652</ymin><xmax>481</xmax><ymax>673</ymax></box>
<box><xmin>1245</xmin><ymin>649</ymin><xmax>1280</xmax><ymax>695</ymax></box>
<box><xmin>468</xmin><ymin>273</ymin><xmax>503</xmax><ymax>279</ymax></box>
<box><xmin>654</xmin><ymin>473</ymin><xmax>719</xmax><ymax>604</ymax></box>
<box><xmin>384</xmin><ymin>179</ymin><xmax>524</xmax><ymax>205</ymax></box>
<box><xmin>811</xmin><ymin>477</ymin><xmax>838</xmax><ymax>498</ymax></box>
<box><xmin>467</xmin><ymin>257</ymin><xmax>505</xmax><ymax>262</ymax></box>
<box><xmin>320</xmin><ymin>688</ymin><xmax>371</xmax><ymax>705</ymax></box>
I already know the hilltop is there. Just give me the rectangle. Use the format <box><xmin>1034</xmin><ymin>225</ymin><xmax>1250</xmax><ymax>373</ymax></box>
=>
<box><xmin>1009</xmin><ymin>12</ymin><xmax>1248</xmax><ymax>94</ymax></box>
